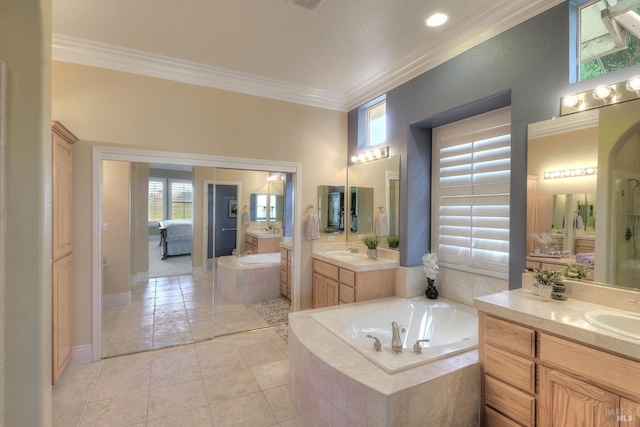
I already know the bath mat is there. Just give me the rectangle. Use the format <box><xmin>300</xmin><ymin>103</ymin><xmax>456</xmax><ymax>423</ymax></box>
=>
<box><xmin>276</xmin><ymin>326</ymin><xmax>288</xmax><ymax>343</ymax></box>
<box><xmin>251</xmin><ymin>297</ymin><xmax>291</xmax><ymax>325</ymax></box>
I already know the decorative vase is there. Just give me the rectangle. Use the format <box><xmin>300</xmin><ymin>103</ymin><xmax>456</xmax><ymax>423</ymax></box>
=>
<box><xmin>425</xmin><ymin>278</ymin><xmax>438</xmax><ymax>299</ymax></box>
<box><xmin>367</xmin><ymin>248</ymin><xmax>378</xmax><ymax>260</ymax></box>
<box><xmin>552</xmin><ymin>283</ymin><xmax>568</xmax><ymax>300</ymax></box>
<box><xmin>538</xmin><ymin>284</ymin><xmax>553</xmax><ymax>301</ymax></box>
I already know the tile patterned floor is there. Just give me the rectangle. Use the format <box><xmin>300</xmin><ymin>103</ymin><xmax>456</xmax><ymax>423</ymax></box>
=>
<box><xmin>102</xmin><ymin>272</ymin><xmax>284</xmax><ymax>358</ymax></box>
<box><xmin>53</xmin><ymin>328</ymin><xmax>304</xmax><ymax>427</ymax></box>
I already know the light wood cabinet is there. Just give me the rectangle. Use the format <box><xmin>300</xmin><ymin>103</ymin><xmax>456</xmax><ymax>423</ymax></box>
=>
<box><xmin>280</xmin><ymin>248</ymin><xmax>292</xmax><ymax>299</ymax></box>
<box><xmin>312</xmin><ymin>271</ymin><xmax>338</xmax><ymax>309</ymax></box>
<box><xmin>245</xmin><ymin>234</ymin><xmax>281</xmax><ymax>254</ymax></box>
<box><xmin>480</xmin><ymin>312</ymin><xmax>640</xmax><ymax>427</ymax></box>
<box><xmin>51</xmin><ymin>121</ymin><xmax>77</xmax><ymax>385</ymax></box>
<box><xmin>312</xmin><ymin>258</ymin><xmax>396</xmax><ymax>308</ymax></box>
<box><xmin>574</xmin><ymin>238</ymin><xmax>595</xmax><ymax>255</ymax></box>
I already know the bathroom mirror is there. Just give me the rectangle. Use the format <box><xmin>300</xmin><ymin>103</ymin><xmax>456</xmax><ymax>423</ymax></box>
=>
<box><xmin>317</xmin><ymin>185</ymin><xmax>345</xmax><ymax>233</ymax></box>
<box><xmin>346</xmin><ymin>155</ymin><xmax>400</xmax><ymax>243</ymax></box>
<box><xmin>527</xmin><ymin>100</ymin><xmax>640</xmax><ymax>290</ymax></box>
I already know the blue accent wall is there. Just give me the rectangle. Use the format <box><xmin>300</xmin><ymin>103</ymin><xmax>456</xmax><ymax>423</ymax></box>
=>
<box><xmin>348</xmin><ymin>3</ymin><xmax>640</xmax><ymax>288</ymax></box>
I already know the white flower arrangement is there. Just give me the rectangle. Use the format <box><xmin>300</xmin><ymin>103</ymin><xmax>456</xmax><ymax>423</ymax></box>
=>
<box><xmin>422</xmin><ymin>252</ymin><xmax>439</xmax><ymax>284</ymax></box>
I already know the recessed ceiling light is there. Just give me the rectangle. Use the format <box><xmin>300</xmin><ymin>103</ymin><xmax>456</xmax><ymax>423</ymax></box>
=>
<box><xmin>426</xmin><ymin>13</ymin><xmax>448</xmax><ymax>27</ymax></box>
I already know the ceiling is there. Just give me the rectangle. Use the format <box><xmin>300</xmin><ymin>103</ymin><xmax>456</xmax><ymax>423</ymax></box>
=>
<box><xmin>52</xmin><ymin>0</ymin><xmax>562</xmax><ymax>111</ymax></box>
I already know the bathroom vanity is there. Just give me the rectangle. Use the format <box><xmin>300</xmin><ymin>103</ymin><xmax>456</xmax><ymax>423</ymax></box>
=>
<box><xmin>311</xmin><ymin>246</ymin><xmax>398</xmax><ymax>309</ymax></box>
<box><xmin>476</xmin><ymin>288</ymin><xmax>640</xmax><ymax>427</ymax></box>
<box><xmin>244</xmin><ymin>231</ymin><xmax>282</xmax><ymax>254</ymax></box>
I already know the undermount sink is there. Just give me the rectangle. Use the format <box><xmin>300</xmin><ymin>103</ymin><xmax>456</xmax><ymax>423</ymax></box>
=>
<box><xmin>583</xmin><ymin>309</ymin><xmax>640</xmax><ymax>340</ymax></box>
<box><xmin>325</xmin><ymin>250</ymin><xmax>364</xmax><ymax>259</ymax></box>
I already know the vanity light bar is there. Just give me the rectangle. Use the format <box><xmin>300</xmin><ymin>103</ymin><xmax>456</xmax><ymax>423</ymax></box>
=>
<box><xmin>543</xmin><ymin>167</ymin><xmax>597</xmax><ymax>179</ymax></box>
<box><xmin>560</xmin><ymin>75</ymin><xmax>640</xmax><ymax>116</ymax></box>
<box><xmin>351</xmin><ymin>146</ymin><xmax>389</xmax><ymax>164</ymax></box>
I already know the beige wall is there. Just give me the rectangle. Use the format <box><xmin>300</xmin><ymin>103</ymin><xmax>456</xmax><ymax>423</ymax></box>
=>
<box><xmin>51</xmin><ymin>61</ymin><xmax>347</xmax><ymax>346</ymax></box>
<box><xmin>0</xmin><ymin>0</ymin><xmax>53</xmax><ymax>425</ymax></box>
<box><xmin>102</xmin><ymin>161</ymin><xmax>132</xmax><ymax>296</ymax></box>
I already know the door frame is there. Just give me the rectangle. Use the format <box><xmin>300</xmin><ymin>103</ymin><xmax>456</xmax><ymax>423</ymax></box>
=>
<box><xmin>92</xmin><ymin>145</ymin><xmax>302</xmax><ymax>362</ymax></box>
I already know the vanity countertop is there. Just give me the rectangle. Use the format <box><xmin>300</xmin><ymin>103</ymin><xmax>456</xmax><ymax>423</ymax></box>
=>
<box><xmin>475</xmin><ymin>289</ymin><xmax>640</xmax><ymax>361</ymax></box>
<box><xmin>279</xmin><ymin>240</ymin><xmax>292</xmax><ymax>250</ymax></box>
<box><xmin>246</xmin><ymin>230</ymin><xmax>283</xmax><ymax>239</ymax></box>
<box><xmin>312</xmin><ymin>252</ymin><xmax>398</xmax><ymax>272</ymax></box>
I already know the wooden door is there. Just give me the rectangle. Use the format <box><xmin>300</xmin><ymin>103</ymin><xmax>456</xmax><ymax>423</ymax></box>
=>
<box><xmin>326</xmin><ymin>278</ymin><xmax>339</xmax><ymax>307</ymax></box>
<box><xmin>312</xmin><ymin>273</ymin><xmax>326</xmax><ymax>309</ymax></box>
<box><xmin>620</xmin><ymin>398</ymin><xmax>640</xmax><ymax>426</ymax></box>
<box><xmin>52</xmin><ymin>254</ymin><xmax>73</xmax><ymax>384</ymax></box>
<box><xmin>52</xmin><ymin>128</ymin><xmax>74</xmax><ymax>261</ymax></box>
<box><xmin>539</xmin><ymin>366</ymin><xmax>618</xmax><ymax>427</ymax></box>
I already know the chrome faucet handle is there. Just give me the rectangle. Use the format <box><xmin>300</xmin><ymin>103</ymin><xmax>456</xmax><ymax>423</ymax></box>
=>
<box><xmin>391</xmin><ymin>322</ymin><xmax>403</xmax><ymax>354</ymax></box>
<box><xmin>413</xmin><ymin>339</ymin><xmax>430</xmax><ymax>355</ymax></box>
<box><xmin>366</xmin><ymin>335</ymin><xmax>382</xmax><ymax>352</ymax></box>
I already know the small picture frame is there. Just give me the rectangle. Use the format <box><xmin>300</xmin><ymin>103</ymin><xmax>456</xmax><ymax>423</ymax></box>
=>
<box><xmin>229</xmin><ymin>200</ymin><xmax>238</xmax><ymax>217</ymax></box>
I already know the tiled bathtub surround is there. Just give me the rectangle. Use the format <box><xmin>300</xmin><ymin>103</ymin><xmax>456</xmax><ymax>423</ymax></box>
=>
<box><xmin>288</xmin><ymin>307</ymin><xmax>480</xmax><ymax>426</ymax></box>
<box><xmin>217</xmin><ymin>256</ymin><xmax>281</xmax><ymax>304</ymax></box>
<box><xmin>395</xmin><ymin>265</ymin><xmax>508</xmax><ymax>304</ymax></box>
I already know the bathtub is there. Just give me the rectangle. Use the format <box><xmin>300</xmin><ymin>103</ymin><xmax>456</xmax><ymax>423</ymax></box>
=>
<box><xmin>217</xmin><ymin>253</ymin><xmax>282</xmax><ymax>304</ymax></box>
<box><xmin>311</xmin><ymin>296</ymin><xmax>478</xmax><ymax>373</ymax></box>
<box><xmin>233</xmin><ymin>252</ymin><xmax>280</xmax><ymax>267</ymax></box>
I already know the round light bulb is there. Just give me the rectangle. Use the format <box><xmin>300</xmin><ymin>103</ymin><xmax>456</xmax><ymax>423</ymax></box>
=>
<box><xmin>563</xmin><ymin>94</ymin><xmax>580</xmax><ymax>108</ymax></box>
<box><xmin>593</xmin><ymin>85</ymin><xmax>613</xmax><ymax>100</ymax></box>
<box><xmin>627</xmin><ymin>75</ymin><xmax>640</xmax><ymax>92</ymax></box>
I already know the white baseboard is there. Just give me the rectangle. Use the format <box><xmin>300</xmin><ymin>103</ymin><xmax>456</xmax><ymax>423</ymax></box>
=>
<box><xmin>102</xmin><ymin>291</ymin><xmax>131</xmax><ymax>308</ymax></box>
<box><xmin>68</xmin><ymin>344</ymin><xmax>94</xmax><ymax>366</ymax></box>
<box><xmin>192</xmin><ymin>266</ymin><xmax>208</xmax><ymax>277</ymax></box>
<box><xmin>136</xmin><ymin>271</ymin><xmax>149</xmax><ymax>282</ymax></box>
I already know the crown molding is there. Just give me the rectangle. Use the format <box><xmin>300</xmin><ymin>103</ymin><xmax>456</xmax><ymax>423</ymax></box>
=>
<box><xmin>52</xmin><ymin>34</ymin><xmax>348</xmax><ymax>112</ymax></box>
<box><xmin>528</xmin><ymin>109</ymin><xmax>599</xmax><ymax>139</ymax></box>
<box><xmin>345</xmin><ymin>0</ymin><xmax>565</xmax><ymax>110</ymax></box>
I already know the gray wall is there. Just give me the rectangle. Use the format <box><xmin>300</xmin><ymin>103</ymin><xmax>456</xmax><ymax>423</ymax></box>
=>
<box><xmin>348</xmin><ymin>3</ymin><xmax>640</xmax><ymax>288</ymax></box>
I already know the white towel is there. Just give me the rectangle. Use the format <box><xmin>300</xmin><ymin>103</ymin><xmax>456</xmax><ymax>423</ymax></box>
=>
<box><xmin>242</xmin><ymin>210</ymin><xmax>250</xmax><ymax>226</ymax></box>
<box><xmin>375</xmin><ymin>213</ymin><xmax>389</xmax><ymax>237</ymax></box>
<box><xmin>306</xmin><ymin>213</ymin><xmax>320</xmax><ymax>240</ymax></box>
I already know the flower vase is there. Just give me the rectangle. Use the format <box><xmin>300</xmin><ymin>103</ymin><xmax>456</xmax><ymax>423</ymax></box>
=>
<box><xmin>367</xmin><ymin>248</ymin><xmax>378</xmax><ymax>260</ymax></box>
<box><xmin>425</xmin><ymin>278</ymin><xmax>438</xmax><ymax>299</ymax></box>
<box><xmin>538</xmin><ymin>284</ymin><xmax>553</xmax><ymax>301</ymax></box>
<box><xmin>531</xmin><ymin>280</ymin><xmax>540</xmax><ymax>296</ymax></box>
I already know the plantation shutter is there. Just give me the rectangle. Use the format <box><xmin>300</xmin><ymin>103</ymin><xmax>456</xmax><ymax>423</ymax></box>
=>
<box><xmin>432</xmin><ymin>107</ymin><xmax>511</xmax><ymax>276</ymax></box>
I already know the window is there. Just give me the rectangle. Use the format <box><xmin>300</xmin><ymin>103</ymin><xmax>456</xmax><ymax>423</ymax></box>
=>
<box><xmin>148</xmin><ymin>179</ymin><xmax>165</xmax><ymax>222</ymax></box>
<box><xmin>358</xmin><ymin>95</ymin><xmax>386</xmax><ymax>148</ymax></box>
<box><xmin>169</xmin><ymin>179</ymin><xmax>193</xmax><ymax>220</ymax></box>
<box><xmin>431</xmin><ymin>107</ymin><xmax>511</xmax><ymax>277</ymax></box>
<box><xmin>577</xmin><ymin>0</ymin><xmax>640</xmax><ymax>81</ymax></box>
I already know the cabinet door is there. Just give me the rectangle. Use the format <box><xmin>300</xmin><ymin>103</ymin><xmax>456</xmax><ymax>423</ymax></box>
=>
<box><xmin>52</xmin><ymin>132</ymin><xmax>74</xmax><ymax>261</ymax></box>
<box><xmin>52</xmin><ymin>254</ymin><xmax>73</xmax><ymax>385</ymax></box>
<box><xmin>539</xmin><ymin>366</ymin><xmax>618</xmax><ymax>427</ymax></box>
<box><xmin>287</xmin><ymin>258</ymin><xmax>292</xmax><ymax>299</ymax></box>
<box><xmin>313</xmin><ymin>273</ymin><xmax>326</xmax><ymax>309</ymax></box>
<box><xmin>326</xmin><ymin>278</ymin><xmax>339</xmax><ymax>307</ymax></box>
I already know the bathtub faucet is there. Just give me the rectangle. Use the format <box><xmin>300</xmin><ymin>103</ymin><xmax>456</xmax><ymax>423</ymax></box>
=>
<box><xmin>413</xmin><ymin>339</ymin><xmax>430</xmax><ymax>355</ymax></box>
<box><xmin>238</xmin><ymin>250</ymin><xmax>252</xmax><ymax>257</ymax></box>
<box><xmin>391</xmin><ymin>322</ymin><xmax>402</xmax><ymax>354</ymax></box>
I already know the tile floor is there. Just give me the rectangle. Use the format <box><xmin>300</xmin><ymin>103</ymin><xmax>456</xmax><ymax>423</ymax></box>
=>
<box><xmin>53</xmin><ymin>327</ymin><xmax>304</xmax><ymax>427</ymax></box>
<box><xmin>102</xmin><ymin>272</ymin><xmax>276</xmax><ymax>358</ymax></box>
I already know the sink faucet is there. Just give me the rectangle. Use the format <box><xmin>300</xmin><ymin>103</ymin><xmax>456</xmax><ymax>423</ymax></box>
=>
<box><xmin>391</xmin><ymin>322</ymin><xmax>402</xmax><ymax>354</ymax></box>
<box><xmin>346</xmin><ymin>246</ymin><xmax>358</xmax><ymax>253</ymax></box>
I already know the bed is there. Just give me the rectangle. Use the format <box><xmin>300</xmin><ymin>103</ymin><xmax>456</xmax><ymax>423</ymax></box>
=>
<box><xmin>158</xmin><ymin>220</ymin><xmax>193</xmax><ymax>260</ymax></box>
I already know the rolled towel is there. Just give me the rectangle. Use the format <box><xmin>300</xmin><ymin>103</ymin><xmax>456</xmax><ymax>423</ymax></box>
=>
<box><xmin>576</xmin><ymin>253</ymin><xmax>595</xmax><ymax>266</ymax></box>
<box><xmin>306</xmin><ymin>213</ymin><xmax>320</xmax><ymax>240</ymax></box>
<box><xmin>242</xmin><ymin>210</ymin><xmax>250</xmax><ymax>226</ymax></box>
<box><xmin>375</xmin><ymin>213</ymin><xmax>389</xmax><ymax>237</ymax></box>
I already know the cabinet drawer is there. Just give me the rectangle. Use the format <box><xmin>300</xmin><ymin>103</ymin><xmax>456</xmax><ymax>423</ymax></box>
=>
<box><xmin>485</xmin><ymin>316</ymin><xmax>535</xmax><ymax>358</ymax></box>
<box><xmin>339</xmin><ymin>284</ymin><xmax>355</xmax><ymax>303</ymax></box>
<box><xmin>280</xmin><ymin>259</ymin><xmax>288</xmax><ymax>272</ymax></box>
<box><xmin>539</xmin><ymin>332</ymin><xmax>640</xmax><ymax>398</ymax></box>
<box><xmin>485</xmin><ymin>345</ymin><xmax>535</xmax><ymax>394</ymax></box>
<box><xmin>313</xmin><ymin>260</ymin><xmax>339</xmax><ymax>281</ymax></box>
<box><xmin>280</xmin><ymin>269</ymin><xmax>287</xmax><ymax>284</ymax></box>
<box><xmin>280</xmin><ymin>248</ymin><xmax>288</xmax><ymax>260</ymax></box>
<box><xmin>526</xmin><ymin>261</ymin><xmax>541</xmax><ymax>270</ymax></box>
<box><xmin>339</xmin><ymin>268</ymin><xmax>355</xmax><ymax>287</ymax></box>
<box><xmin>484</xmin><ymin>406</ymin><xmax>523</xmax><ymax>427</ymax></box>
<box><xmin>485</xmin><ymin>375</ymin><xmax>535</xmax><ymax>427</ymax></box>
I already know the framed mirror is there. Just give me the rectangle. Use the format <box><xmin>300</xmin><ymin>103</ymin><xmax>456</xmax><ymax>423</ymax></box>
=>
<box><xmin>346</xmin><ymin>155</ymin><xmax>400</xmax><ymax>244</ymax></box>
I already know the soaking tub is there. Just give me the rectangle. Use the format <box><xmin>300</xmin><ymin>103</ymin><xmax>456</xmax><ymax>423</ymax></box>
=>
<box><xmin>289</xmin><ymin>296</ymin><xmax>481</xmax><ymax>426</ymax></box>
<box><xmin>311</xmin><ymin>296</ymin><xmax>478</xmax><ymax>373</ymax></box>
<box><xmin>217</xmin><ymin>253</ymin><xmax>281</xmax><ymax>304</ymax></box>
